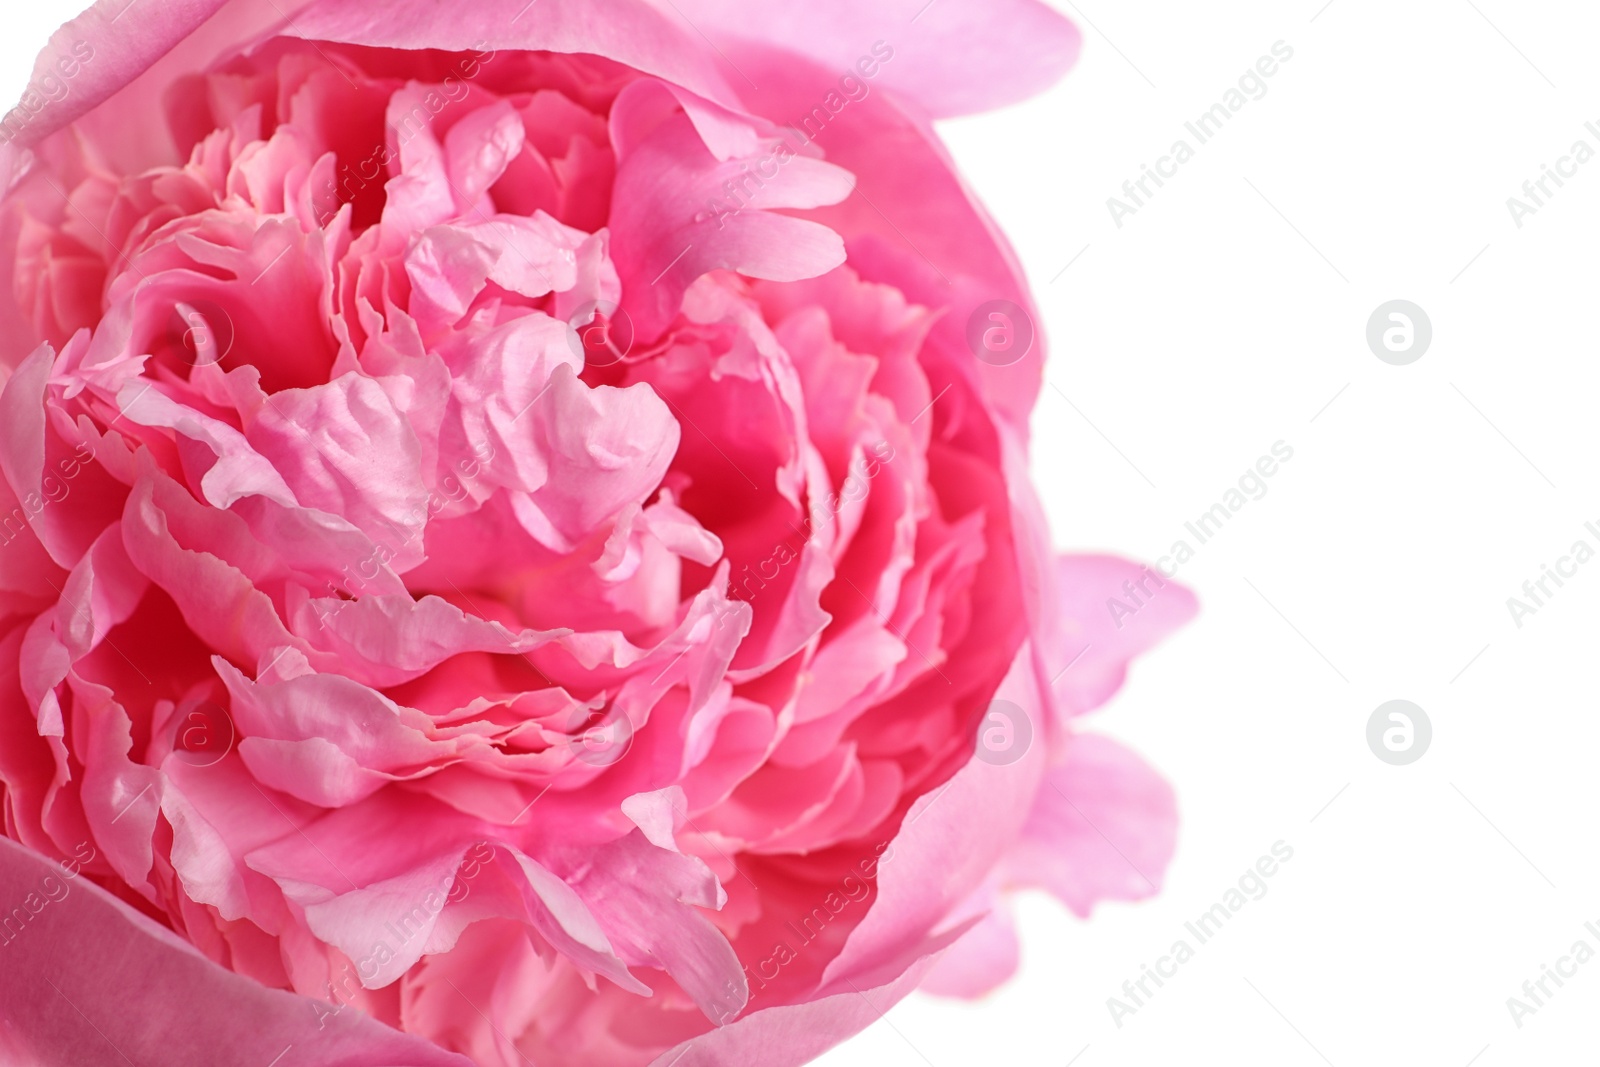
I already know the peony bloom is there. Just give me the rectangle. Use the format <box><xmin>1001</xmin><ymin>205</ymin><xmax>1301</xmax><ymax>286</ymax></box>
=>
<box><xmin>0</xmin><ymin>1</ymin><xmax>1196</xmax><ymax>1065</ymax></box>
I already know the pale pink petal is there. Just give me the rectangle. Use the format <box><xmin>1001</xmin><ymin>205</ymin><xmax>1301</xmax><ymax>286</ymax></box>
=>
<box><xmin>919</xmin><ymin>902</ymin><xmax>1020</xmax><ymax>998</ymax></box>
<box><xmin>245</xmin><ymin>372</ymin><xmax>432</xmax><ymax>571</ymax></box>
<box><xmin>0</xmin><ymin>835</ymin><xmax>474</xmax><ymax>1067</ymax></box>
<box><xmin>661</xmin><ymin>0</ymin><xmax>1082</xmax><ymax>117</ymax></box>
<box><xmin>610</xmin><ymin>96</ymin><xmax>852</xmax><ymax>339</ymax></box>
<box><xmin>287</xmin><ymin>0</ymin><xmax>744</xmax><ymax>109</ymax></box>
<box><xmin>573</xmin><ymin>827</ymin><xmax>746</xmax><ymax>1023</ymax></box>
<box><xmin>443</xmin><ymin>100</ymin><xmax>527</xmax><ymax>210</ymax></box>
<box><xmin>1049</xmin><ymin>554</ymin><xmax>1199</xmax><ymax>717</ymax></box>
<box><xmin>3</xmin><ymin>0</ymin><xmax>233</xmax><ymax>150</ymax></box>
<box><xmin>216</xmin><ymin>658</ymin><xmax>456</xmax><ymax>806</ymax></box>
<box><xmin>288</xmin><ymin>591</ymin><xmax>567</xmax><ymax>689</ymax></box>
<box><xmin>1006</xmin><ymin>734</ymin><xmax>1178</xmax><ymax>917</ymax></box>
<box><xmin>650</xmin><ymin>937</ymin><xmax>956</xmax><ymax>1066</ymax></box>
<box><xmin>513</xmin><ymin>364</ymin><xmax>680</xmax><ymax>552</ymax></box>
<box><xmin>405</xmin><ymin>215</ymin><xmax>586</xmax><ymax>326</ymax></box>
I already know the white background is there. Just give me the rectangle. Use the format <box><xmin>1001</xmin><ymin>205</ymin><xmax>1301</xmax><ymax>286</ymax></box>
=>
<box><xmin>5</xmin><ymin>3</ymin><xmax>1599</xmax><ymax>1066</ymax></box>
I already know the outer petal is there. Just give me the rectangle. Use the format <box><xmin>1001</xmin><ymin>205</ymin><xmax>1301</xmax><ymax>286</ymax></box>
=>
<box><xmin>1049</xmin><ymin>554</ymin><xmax>1199</xmax><ymax>718</ymax></box>
<box><xmin>286</xmin><ymin>0</ymin><xmax>745</xmax><ymax>109</ymax></box>
<box><xmin>922</xmin><ymin>733</ymin><xmax>1180</xmax><ymax>999</ymax></box>
<box><xmin>647</xmin><ymin>941</ymin><xmax>949</xmax><ymax>1067</ymax></box>
<box><xmin>821</xmin><ymin>645</ymin><xmax>1047</xmax><ymax>989</ymax></box>
<box><xmin>1006</xmin><ymin>733</ymin><xmax>1179</xmax><ymax>917</ymax></box>
<box><xmin>0</xmin><ymin>836</ymin><xmax>474</xmax><ymax>1067</ymax></box>
<box><xmin>3</xmin><ymin>0</ymin><xmax>232</xmax><ymax>150</ymax></box>
<box><xmin>918</xmin><ymin>902</ymin><xmax>1019</xmax><ymax>998</ymax></box>
<box><xmin>660</xmin><ymin>0</ymin><xmax>1082</xmax><ymax>118</ymax></box>
<box><xmin>714</xmin><ymin>45</ymin><xmax>1050</xmax><ymax>435</ymax></box>
<box><xmin>5</xmin><ymin>0</ymin><xmax>745</xmax><ymax>180</ymax></box>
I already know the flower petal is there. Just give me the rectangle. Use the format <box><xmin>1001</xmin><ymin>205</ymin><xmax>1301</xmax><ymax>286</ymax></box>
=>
<box><xmin>0</xmin><ymin>835</ymin><xmax>475</xmax><ymax>1067</ymax></box>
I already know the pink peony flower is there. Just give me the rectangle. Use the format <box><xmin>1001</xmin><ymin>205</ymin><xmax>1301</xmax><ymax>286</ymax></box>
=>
<box><xmin>0</xmin><ymin>1</ymin><xmax>1196</xmax><ymax>1064</ymax></box>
